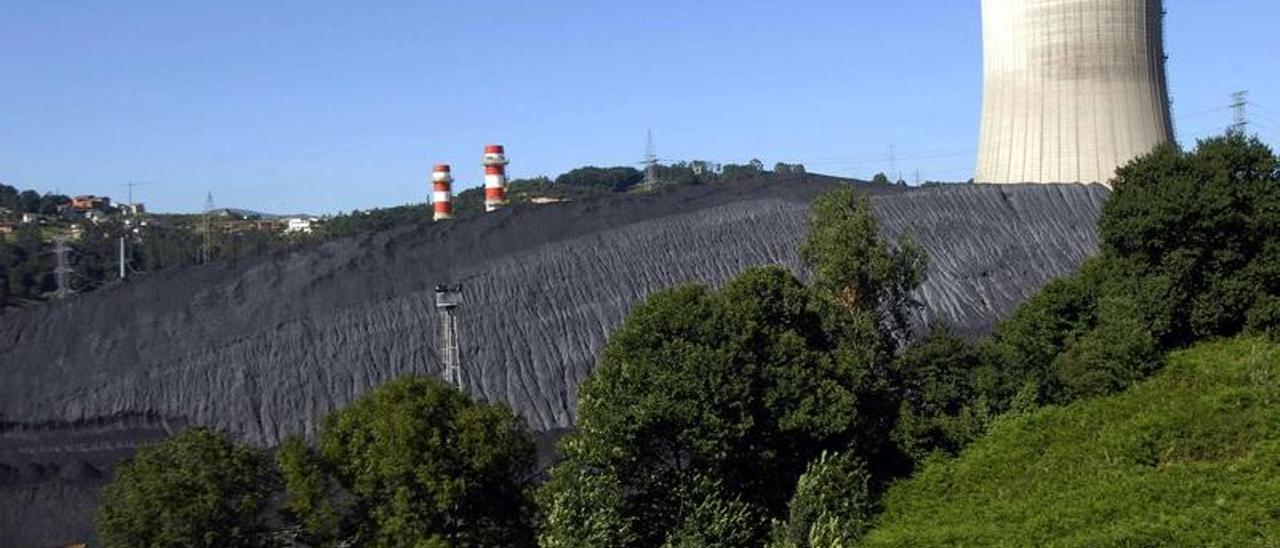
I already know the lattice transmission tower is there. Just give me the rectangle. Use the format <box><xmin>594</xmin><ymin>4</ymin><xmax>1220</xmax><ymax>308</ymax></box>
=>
<box><xmin>1231</xmin><ymin>90</ymin><xmax>1249</xmax><ymax>133</ymax></box>
<box><xmin>53</xmin><ymin>237</ymin><xmax>74</xmax><ymax>299</ymax></box>
<box><xmin>643</xmin><ymin>129</ymin><xmax>659</xmax><ymax>191</ymax></box>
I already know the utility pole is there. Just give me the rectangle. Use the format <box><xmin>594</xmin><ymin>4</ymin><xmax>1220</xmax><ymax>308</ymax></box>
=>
<box><xmin>434</xmin><ymin>284</ymin><xmax>463</xmax><ymax>390</ymax></box>
<box><xmin>120</xmin><ymin>183</ymin><xmax>129</xmax><ymax>280</ymax></box>
<box><xmin>119</xmin><ymin>180</ymin><xmax>158</xmax><ymax>278</ymax></box>
<box><xmin>1231</xmin><ymin>90</ymin><xmax>1249</xmax><ymax>133</ymax></box>
<box><xmin>202</xmin><ymin>192</ymin><xmax>216</xmax><ymax>264</ymax></box>
<box><xmin>53</xmin><ymin>237</ymin><xmax>74</xmax><ymax>299</ymax></box>
<box><xmin>643</xmin><ymin>129</ymin><xmax>659</xmax><ymax>191</ymax></box>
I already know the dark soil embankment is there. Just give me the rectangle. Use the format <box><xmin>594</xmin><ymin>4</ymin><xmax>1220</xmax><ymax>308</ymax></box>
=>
<box><xmin>0</xmin><ymin>176</ymin><xmax>1108</xmax><ymax>545</ymax></box>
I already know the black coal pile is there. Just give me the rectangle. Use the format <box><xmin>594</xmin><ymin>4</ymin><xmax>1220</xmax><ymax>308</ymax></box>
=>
<box><xmin>0</xmin><ymin>177</ymin><xmax>1107</xmax><ymax>545</ymax></box>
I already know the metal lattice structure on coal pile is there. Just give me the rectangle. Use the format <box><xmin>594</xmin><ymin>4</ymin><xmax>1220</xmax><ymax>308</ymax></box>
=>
<box><xmin>435</xmin><ymin>284</ymin><xmax>463</xmax><ymax>389</ymax></box>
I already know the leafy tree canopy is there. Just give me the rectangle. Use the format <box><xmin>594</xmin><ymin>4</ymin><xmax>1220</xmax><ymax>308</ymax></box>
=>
<box><xmin>278</xmin><ymin>376</ymin><xmax>537</xmax><ymax>548</ymax></box>
<box><xmin>980</xmin><ymin>133</ymin><xmax>1280</xmax><ymax>410</ymax></box>
<box><xmin>555</xmin><ymin>166</ymin><xmax>644</xmax><ymax>192</ymax></box>
<box><xmin>800</xmin><ymin>187</ymin><xmax>926</xmax><ymax>343</ymax></box>
<box><xmin>542</xmin><ymin>187</ymin><xmax>926</xmax><ymax>546</ymax></box>
<box><xmin>770</xmin><ymin>451</ymin><xmax>875</xmax><ymax>548</ymax></box>
<box><xmin>96</xmin><ymin>428</ymin><xmax>276</xmax><ymax>548</ymax></box>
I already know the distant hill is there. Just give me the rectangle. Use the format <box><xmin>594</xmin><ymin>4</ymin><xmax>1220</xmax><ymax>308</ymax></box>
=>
<box><xmin>209</xmin><ymin>208</ymin><xmax>313</xmax><ymax>220</ymax></box>
<box><xmin>864</xmin><ymin>338</ymin><xmax>1280</xmax><ymax>546</ymax></box>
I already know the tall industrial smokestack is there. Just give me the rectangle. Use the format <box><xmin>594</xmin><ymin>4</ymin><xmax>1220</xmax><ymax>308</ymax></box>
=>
<box><xmin>432</xmin><ymin>164</ymin><xmax>453</xmax><ymax>221</ymax></box>
<box><xmin>975</xmin><ymin>0</ymin><xmax>1174</xmax><ymax>186</ymax></box>
<box><xmin>483</xmin><ymin>145</ymin><xmax>509</xmax><ymax>212</ymax></box>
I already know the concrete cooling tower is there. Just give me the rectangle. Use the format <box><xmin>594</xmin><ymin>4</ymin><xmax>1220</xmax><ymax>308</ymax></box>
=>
<box><xmin>975</xmin><ymin>0</ymin><xmax>1174</xmax><ymax>186</ymax></box>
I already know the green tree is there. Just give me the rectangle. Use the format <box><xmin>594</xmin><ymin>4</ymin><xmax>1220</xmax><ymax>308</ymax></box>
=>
<box><xmin>1102</xmin><ymin>133</ymin><xmax>1280</xmax><ymax>346</ymax></box>
<box><xmin>278</xmin><ymin>376</ymin><xmax>537</xmax><ymax>547</ymax></box>
<box><xmin>654</xmin><ymin>164</ymin><xmax>700</xmax><ymax>187</ymax></box>
<box><xmin>662</xmin><ymin>477</ymin><xmax>763</xmax><ymax>548</ymax></box>
<box><xmin>891</xmin><ymin>325</ymin><xmax>993</xmax><ymax>461</ymax></box>
<box><xmin>984</xmin><ymin>133</ymin><xmax>1278</xmax><ymax>409</ymax></box>
<box><xmin>721</xmin><ymin>161</ymin><xmax>765</xmax><ymax>182</ymax></box>
<box><xmin>96</xmin><ymin>428</ymin><xmax>276</xmax><ymax>548</ymax></box>
<box><xmin>770</xmin><ymin>451</ymin><xmax>874</xmax><ymax>548</ymax></box>
<box><xmin>799</xmin><ymin>187</ymin><xmax>926</xmax><ymax>344</ymax></box>
<box><xmin>555</xmin><ymin>166</ymin><xmax>644</xmax><ymax>192</ymax></box>
<box><xmin>8</xmin><ymin>225</ymin><xmax>50</xmax><ymax>299</ymax></box>
<box><xmin>870</xmin><ymin>173</ymin><xmax>891</xmax><ymax>186</ymax></box>
<box><xmin>541</xmin><ymin>187</ymin><xmax>929</xmax><ymax>546</ymax></box>
<box><xmin>39</xmin><ymin>192</ymin><xmax>69</xmax><ymax>214</ymax></box>
<box><xmin>0</xmin><ymin>182</ymin><xmax>18</xmax><ymax>211</ymax></box>
<box><xmin>541</xmin><ymin>266</ymin><xmax>899</xmax><ymax>546</ymax></box>
<box><xmin>18</xmin><ymin>189</ymin><xmax>40</xmax><ymax>213</ymax></box>
<box><xmin>538</xmin><ymin>466</ymin><xmax>637</xmax><ymax>548</ymax></box>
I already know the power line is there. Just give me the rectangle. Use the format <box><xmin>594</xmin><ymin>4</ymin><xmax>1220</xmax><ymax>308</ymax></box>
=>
<box><xmin>1178</xmin><ymin>125</ymin><xmax>1233</xmax><ymax>141</ymax></box>
<box><xmin>1177</xmin><ymin>105</ymin><xmax>1232</xmax><ymax>119</ymax></box>
<box><xmin>1247</xmin><ymin>110</ymin><xmax>1280</xmax><ymax>127</ymax></box>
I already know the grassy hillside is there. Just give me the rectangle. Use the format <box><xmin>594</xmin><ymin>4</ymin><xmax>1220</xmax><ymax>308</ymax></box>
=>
<box><xmin>864</xmin><ymin>338</ymin><xmax>1280</xmax><ymax>547</ymax></box>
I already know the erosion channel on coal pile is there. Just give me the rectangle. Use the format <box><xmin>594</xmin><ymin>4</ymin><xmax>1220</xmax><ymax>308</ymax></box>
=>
<box><xmin>0</xmin><ymin>178</ymin><xmax>1108</xmax><ymax>545</ymax></box>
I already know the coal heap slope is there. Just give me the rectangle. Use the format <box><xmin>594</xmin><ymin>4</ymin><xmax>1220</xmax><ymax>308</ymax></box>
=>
<box><xmin>0</xmin><ymin>179</ymin><xmax>1107</xmax><ymax>441</ymax></box>
<box><xmin>0</xmin><ymin>178</ymin><xmax>1106</xmax><ymax>545</ymax></box>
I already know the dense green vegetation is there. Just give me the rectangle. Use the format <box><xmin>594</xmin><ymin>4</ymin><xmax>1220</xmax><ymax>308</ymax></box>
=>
<box><xmin>96</xmin><ymin>428</ymin><xmax>276</xmax><ymax>548</ymax></box>
<box><xmin>538</xmin><ymin>189</ymin><xmax>925</xmax><ymax>547</ymax></box>
<box><xmin>536</xmin><ymin>133</ymin><xmax>1280</xmax><ymax>546</ymax></box>
<box><xmin>858</xmin><ymin>133</ymin><xmax>1280</xmax><ymax>545</ymax></box>
<box><xmin>864</xmin><ymin>337</ymin><xmax>1280</xmax><ymax>546</ymax></box>
<box><xmin>981</xmin><ymin>133</ymin><xmax>1279</xmax><ymax>408</ymax></box>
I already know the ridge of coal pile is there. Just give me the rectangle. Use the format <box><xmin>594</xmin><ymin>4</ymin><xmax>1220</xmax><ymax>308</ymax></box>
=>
<box><xmin>0</xmin><ymin>176</ymin><xmax>1108</xmax><ymax>546</ymax></box>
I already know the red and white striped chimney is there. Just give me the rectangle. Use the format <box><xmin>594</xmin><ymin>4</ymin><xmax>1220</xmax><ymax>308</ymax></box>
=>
<box><xmin>483</xmin><ymin>144</ymin><xmax>509</xmax><ymax>212</ymax></box>
<box><xmin>432</xmin><ymin>164</ymin><xmax>453</xmax><ymax>221</ymax></box>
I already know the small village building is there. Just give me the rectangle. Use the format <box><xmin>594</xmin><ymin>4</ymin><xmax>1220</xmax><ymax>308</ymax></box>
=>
<box><xmin>70</xmin><ymin>195</ymin><xmax>112</xmax><ymax>211</ymax></box>
<box><xmin>284</xmin><ymin>217</ymin><xmax>319</xmax><ymax>234</ymax></box>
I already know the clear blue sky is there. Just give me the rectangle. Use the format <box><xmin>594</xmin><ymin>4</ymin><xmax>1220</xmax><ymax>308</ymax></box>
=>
<box><xmin>1</xmin><ymin>1</ymin><xmax>1276</xmax><ymax>214</ymax></box>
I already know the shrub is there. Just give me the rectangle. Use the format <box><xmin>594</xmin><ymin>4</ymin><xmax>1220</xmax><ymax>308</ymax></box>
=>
<box><xmin>863</xmin><ymin>338</ymin><xmax>1280</xmax><ymax>546</ymax></box>
<box><xmin>1246</xmin><ymin>294</ymin><xmax>1280</xmax><ymax>341</ymax></box>
<box><xmin>1053</xmin><ymin>295</ymin><xmax>1163</xmax><ymax>399</ymax></box>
